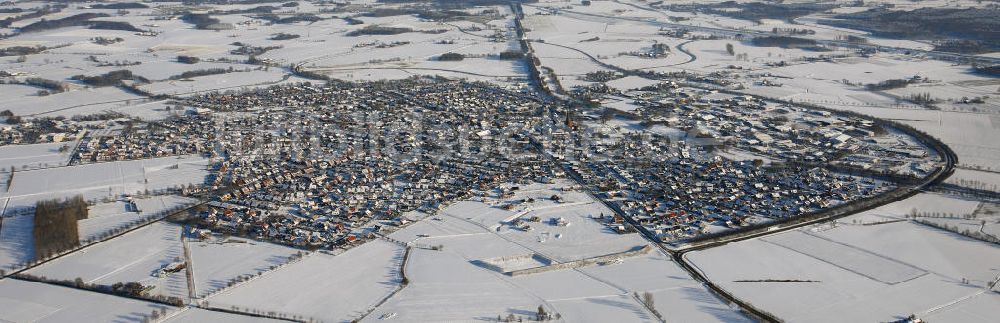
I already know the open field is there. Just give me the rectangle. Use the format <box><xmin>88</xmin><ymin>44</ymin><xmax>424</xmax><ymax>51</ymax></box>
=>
<box><xmin>0</xmin><ymin>278</ymin><xmax>174</xmax><ymax>323</ymax></box>
<box><xmin>208</xmin><ymin>239</ymin><xmax>404</xmax><ymax>323</ymax></box>
<box><xmin>77</xmin><ymin>200</ymin><xmax>140</xmax><ymax>242</ymax></box>
<box><xmin>25</xmin><ymin>222</ymin><xmax>188</xmax><ymax>299</ymax></box>
<box><xmin>188</xmin><ymin>235</ymin><xmax>301</xmax><ymax>298</ymax></box>
<box><xmin>686</xmin><ymin>194</ymin><xmax>1000</xmax><ymax>322</ymax></box>
<box><xmin>163</xmin><ymin>307</ymin><xmax>285</xmax><ymax>323</ymax></box>
<box><xmin>365</xmin><ymin>181</ymin><xmax>746</xmax><ymax>322</ymax></box>
<box><xmin>2</xmin><ymin>155</ymin><xmax>208</xmax><ymax>210</ymax></box>
<box><xmin>77</xmin><ymin>195</ymin><xmax>195</xmax><ymax>243</ymax></box>
<box><xmin>0</xmin><ymin>142</ymin><xmax>74</xmax><ymax>171</ymax></box>
<box><xmin>137</xmin><ymin>70</ymin><xmax>292</xmax><ymax>96</ymax></box>
<box><xmin>367</xmin><ymin>247</ymin><xmax>544</xmax><ymax>322</ymax></box>
<box><xmin>761</xmin><ymin>230</ymin><xmax>927</xmax><ymax>284</ymax></box>
<box><xmin>0</xmin><ymin>213</ymin><xmax>33</xmax><ymax>270</ymax></box>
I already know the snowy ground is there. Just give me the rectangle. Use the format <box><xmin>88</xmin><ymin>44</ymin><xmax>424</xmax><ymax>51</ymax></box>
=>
<box><xmin>0</xmin><ymin>213</ymin><xmax>33</xmax><ymax>271</ymax></box>
<box><xmin>138</xmin><ymin>70</ymin><xmax>291</xmax><ymax>96</ymax></box>
<box><xmin>25</xmin><ymin>222</ymin><xmax>189</xmax><ymax>299</ymax></box>
<box><xmin>0</xmin><ymin>142</ymin><xmax>74</xmax><ymax>172</ymax></box>
<box><xmin>77</xmin><ymin>200</ymin><xmax>140</xmax><ymax>242</ymax></box>
<box><xmin>78</xmin><ymin>195</ymin><xmax>195</xmax><ymax>243</ymax></box>
<box><xmin>686</xmin><ymin>193</ymin><xmax>1000</xmax><ymax>323</ymax></box>
<box><xmin>428</xmin><ymin>182</ymin><xmax>647</xmax><ymax>262</ymax></box>
<box><xmin>162</xmin><ymin>307</ymin><xmax>284</xmax><ymax>323</ymax></box>
<box><xmin>207</xmin><ymin>239</ymin><xmax>404</xmax><ymax>323</ymax></box>
<box><xmin>0</xmin><ymin>85</ymin><xmax>144</xmax><ymax>117</ymax></box>
<box><xmin>187</xmin><ymin>235</ymin><xmax>300</xmax><ymax>298</ymax></box>
<box><xmin>2</xmin><ymin>155</ymin><xmax>208</xmax><ymax>210</ymax></box>
<box><xmin>0</xmin><ymin>279</ymin><xmax>176</xmax><ymax>323</ymax></box>
<box><xmin>364</xmin><ymin>181</ymin><xmax>746</xmax><ymax>322</ymax></box>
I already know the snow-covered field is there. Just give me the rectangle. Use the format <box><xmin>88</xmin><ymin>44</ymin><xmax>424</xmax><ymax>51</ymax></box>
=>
<box><xmin>426</xmin><ymin>183</ymin><xmax>647</xmax><ymax>262</ymax></box>
<box><xmin>364</xmin><ymin>181</ymin><xmax>747</xmax><ymax>322</ymax></box>
<box><xmin>367</xmin><ymin>247</ymin><xmax>544</xmax><ymax>322</ymax></box>
<box><xmin>77</xmin><ymin>200</ymin><xmax>140</xmax><ymax>242</ymax></box>
<box><xmin>496</xmin><ymin>203</ymin><xmax>644</xmax><ymax>261</ymax></box>
<box><xmin>134</xmin><ymin>195</ymin><xmax>197</xmax><ymax>216</ymax></box>
<box><xmin>0</xmin><ymin>86</ymin><xmax>144</xmax><ymax>117</ymax></box>
<box><xmin>207</xmin><ymin>239</ymin><xmax>404</xmax><ymax>322</ymax></box>
<box><xmin>188</xmin><ymin>235</ymin><xmax>300</xmax><ymax>298</ymax></box>
<box><xmin>579</xmin><ymin>250</ymin><xmax>749</xmax><ymax>322</ymax></box>
<box><xmin>922</xmin><ymin>292</ymin><xmax>1000</xmax><ymax>322</ymax></box>
<box><xmin>686</xmin><ymin>193</ymin><xmax>1000</xmax><ymax>323</ymax></box>
<box><xmin>0</xmin><ymin>279</ymin><xmax>176</xmax><ymax>323</ymax></box>
<box><xmin>138</xmin><ymin>70</ymin><xmax>290</xmax><ymax>96</ymax></box>
<box><xmin>0</xmin><ymin>142</ymin><xmax>73</xmax><ymax>171</ymax></box>
<box><xmin>2</xmin><ymin>155</ymin><xmax>208</xmax><ymax>210</ymax></box>
<box><xmin>761</xmin><ymin>230</ymin><xmax>928</xmax><ymax>284</ymax></box>
<box><xmin>26</xmin><ymin>222</ymin><xmax>188</xmax><ymax>299</ymax></box>
<box><xmin>0</xmin><ymin>213</ymin><xmax>33</xmax><ymax>270</ymax></box>
<box><xmin>314</xmin><ymin>58</ymin><xmax>527</xmax><ymax>84</ymax></box>
<box><xmin>78</xmin><ymin>195</ymin><xmax>195</xmax><ymax>242</ymax></box>
<box><xmin>163</xmin><ymin>307</ymin><xmax>285</xmax><ymax>323</ymax></box>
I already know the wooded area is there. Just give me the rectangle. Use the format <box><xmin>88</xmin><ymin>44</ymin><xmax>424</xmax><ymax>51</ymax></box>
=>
<box><xmin>32</xmin><ymin>195</ymin><xmax>88</xmax><ymax>260</ymax></box>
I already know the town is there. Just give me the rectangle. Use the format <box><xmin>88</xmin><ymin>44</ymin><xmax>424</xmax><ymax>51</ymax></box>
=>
<box><xmin>0</xmin><ymin>0</ymin><xmax>996</xmax><ymax>322</ymax></box>
<box><xmin>60</xmin><ymin>75</ymin><xmax>939</xmax><ymax>249</ymax></box>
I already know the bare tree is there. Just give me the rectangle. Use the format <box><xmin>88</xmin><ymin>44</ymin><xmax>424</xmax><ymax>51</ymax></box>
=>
<box><xmin>643</xmin><ymin>291</ymin><xmax>654</xmax><ymax>308</ymax></box>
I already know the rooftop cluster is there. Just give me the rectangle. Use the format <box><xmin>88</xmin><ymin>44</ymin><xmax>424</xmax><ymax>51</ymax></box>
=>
<box><xmin>122</xmin><ymin>79</ymin><xmax>561</xmax><ymax>248</ymax></box>
<box><xmin>53</xmin><ymin>77</ymin><xmax>939</xmax><ymax>247</ymax></box>
<box><xmin>547</xmin><ymin>84</ymin><xmax>939</xmax><ymax>241</ymax></box>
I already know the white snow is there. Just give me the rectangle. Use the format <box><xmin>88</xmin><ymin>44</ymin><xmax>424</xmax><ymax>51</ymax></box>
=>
<box><xmin>0</xmin><ymin>279</ymin><xmax>175</xmax><ymax>323</ymax></box>
<box><xmin>0</xmin><ymin>142</ymin><xmax>73</xmax><ymax>172</ymax></box>
<box><xmin>208</xmin><ymin>239</ymin><xmax>404</xmax><ymax>323</ymax></box>
<box><xmin>366</xmin><ymin>181</ymin><xmax>746</xmax><ymax>322</ymax></box>
<box><xmin>163</xmin><ymin>308</ymin><xmax>285</xmax><ymax>323</ymax></box>
<box><xmin>187</xmin><ymin>235</ymin><xmax>301</xmax><ymax>298</ymax></box>
<box><xmin>686</xmin><ymin>193</ymin><xmax>1000</xmax><ymax>322</ymax></box>
<box><xmin>2</xmin><ymin>155</ymin><xmax>208</xmax><ymax>210</ymax></box>
<box><xmin>26</xmin><ymin>222</ymin><xmax>188</xmax><ymax>299</ymax></box>
<box><xmin>0</xmin><ymin>213</ymin><xmax>34</xmax><ymax>270</ymax></box>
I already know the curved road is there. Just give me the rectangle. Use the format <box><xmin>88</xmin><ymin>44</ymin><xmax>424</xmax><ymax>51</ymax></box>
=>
<box><xmin>511</xmin><ymin>3</ymin><xmax>958</xmax><ymax>320</ymax></box>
